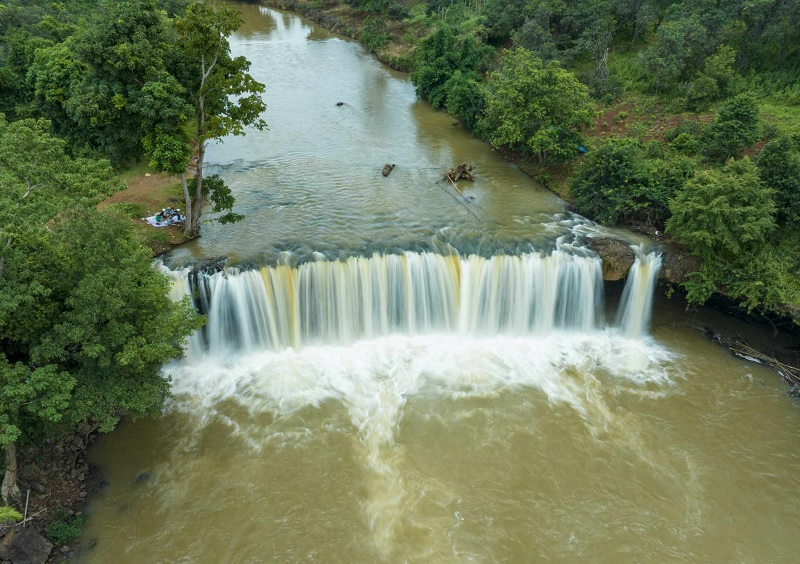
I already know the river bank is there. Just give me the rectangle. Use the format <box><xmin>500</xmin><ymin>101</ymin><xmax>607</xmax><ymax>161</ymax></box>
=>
<box><xmin>1</xmin><ymin>429</ymin><xmax>102</xmax><ymax>563</ymax></box>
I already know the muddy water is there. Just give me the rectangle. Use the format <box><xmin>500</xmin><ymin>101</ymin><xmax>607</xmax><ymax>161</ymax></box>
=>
<box><xmin>79</xmin><ymin>4</ymin><xmax>800</xmax><ymax>562</ymax></box>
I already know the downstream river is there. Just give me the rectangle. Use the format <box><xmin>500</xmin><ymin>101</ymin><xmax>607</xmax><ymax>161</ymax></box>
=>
<box><xmin>80</xmin><ymin>4</ymin><xmax>800</xmax><ymax>562</ymax></box>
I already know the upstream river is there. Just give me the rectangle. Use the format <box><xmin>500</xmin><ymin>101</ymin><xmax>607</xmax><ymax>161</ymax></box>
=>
<box><xmin>80</xmin><ymin>3</ymin><xmax>800</xmax><ymax>562</ymax></box>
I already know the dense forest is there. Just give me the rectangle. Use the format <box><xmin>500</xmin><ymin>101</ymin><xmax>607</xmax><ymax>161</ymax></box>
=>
<box><xmin>2</xmin><ymin>0</ymin><xmax>800</xmax><ymax>544</ymax></box>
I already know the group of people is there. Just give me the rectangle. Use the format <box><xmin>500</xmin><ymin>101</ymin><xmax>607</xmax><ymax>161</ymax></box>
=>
<box><xmin>155</xmin><ymin>207</ymin><xmax>185</xmax><ymax>225</ymax></box>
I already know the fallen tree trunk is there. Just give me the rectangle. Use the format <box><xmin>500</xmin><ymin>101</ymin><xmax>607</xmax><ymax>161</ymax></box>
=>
<box><xmin>444</xmin><ymin>163</ymin><xmax>475</xmax><ymax>182</ymax></box>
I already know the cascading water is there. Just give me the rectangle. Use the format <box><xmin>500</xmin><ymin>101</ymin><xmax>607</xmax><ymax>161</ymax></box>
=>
<box><xmin>617</xmin><ymin>247</ymin><xmax>663</xmax><ymax>338</ymax></box>
<box><xmin>163</xmin><ymin>250</ymin><xmax>612</xmax><ymax>358</ymax></box>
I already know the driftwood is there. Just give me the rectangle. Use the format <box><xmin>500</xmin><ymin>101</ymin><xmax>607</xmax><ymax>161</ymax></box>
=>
<box><xmin>444</xmin><ymin>163</ymin><xmax>475</xmax><ymax>182</ymax></box>
<box><xmin>708</xmin><ymin>331</ymin><xmax>800</xmax><ymax>395</ymax></box>
<box><xmin>382</xmin><ymin>163</ymin><xmax>395</xmax><ymax>177</ymax></box>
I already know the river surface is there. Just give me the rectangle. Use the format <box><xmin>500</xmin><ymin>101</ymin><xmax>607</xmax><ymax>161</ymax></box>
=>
<box><xmin>80</xmin><ymin>4</ymin><xmax>800</xmax><ymax>562</ymax></box>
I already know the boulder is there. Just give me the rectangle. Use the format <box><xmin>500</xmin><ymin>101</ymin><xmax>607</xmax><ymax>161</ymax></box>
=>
<box><xmin>588</xmin><ymin>238</ymin><xmax>635</xmax><ymax>281</ymax></box>
<box><xmin>660</xmin><ymin>244</ymin><xmax>702</xmax><ymax>284</ymax></box>
<box><xmin>0</xmin><ymin>528</ymin><xmax>53</xmax><ymax>564</ymax></box>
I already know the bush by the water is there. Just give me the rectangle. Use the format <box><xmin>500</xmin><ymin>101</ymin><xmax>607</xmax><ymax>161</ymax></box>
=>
<box><xmin>570</xmin><ymin>137</ymin><xmax>694</xmax><ymax>228</ymax></box>
<box><xmin>46</xmin><ymin>508</ymin><xmax>87</xmax><ymax>545</ymax></box>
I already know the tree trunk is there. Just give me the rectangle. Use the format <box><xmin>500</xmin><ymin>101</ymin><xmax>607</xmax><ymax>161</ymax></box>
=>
<box><xmin>2</xmin><ymin>442</ymin><xmax>20</xmax><ymax>506</ymax></box>
<box><xmin>188</xmin><ymin>94</ymin><xmax>206</xmax><ymax>239</ymax></box>
<box><xmin>181</xmin><ymin>172</ymin><xmax>193</xmax><ymax>239</ymax></box>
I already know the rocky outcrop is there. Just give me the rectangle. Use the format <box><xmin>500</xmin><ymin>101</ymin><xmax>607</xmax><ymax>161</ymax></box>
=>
<box><xmin>588</xmin><ymin>238</ymin><xmax>635</xmax><ymax>281</ymax></box>
<box><xmin>660</xmin><ymin>243</ymin><xmax>702</xmax><ymax>284</ymax></box>
<box><xmin>0</xmin><ymin>528</ymin><xmax>52</xmax><ymax>564</ymax></box>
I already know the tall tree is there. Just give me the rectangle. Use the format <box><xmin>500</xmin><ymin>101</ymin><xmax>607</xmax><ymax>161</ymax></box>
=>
<box><xmin>666</xmin><ymin>157</ymin><xmax>776</xmax><ymax>261</ymax></box>
<box><xmin>479</xmin><ymin>48</ymin><xmax>595</xmax><ymax>164</ymax></box>
<box><xmin>174</xmin><ymin>1</ymin><xmax>267</xmax><ymax>239</ymax></box>
<box><xmin>29</xmin><ymin>0</ymin><xmax>187</xmax><ymax>166</ymax></box>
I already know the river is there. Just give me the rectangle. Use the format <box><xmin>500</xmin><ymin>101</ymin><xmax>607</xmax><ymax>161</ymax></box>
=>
<box><xmin>79</xmin><ymin>4</ymin><xmax>800</xmax><ymax>562</ymax></box>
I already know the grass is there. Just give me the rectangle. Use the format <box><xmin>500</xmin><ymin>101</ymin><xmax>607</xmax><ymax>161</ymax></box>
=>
<box><xmin>759</xmin><ymin>101</ymin><xmax>800</xmax><ymax>137</ymax></box>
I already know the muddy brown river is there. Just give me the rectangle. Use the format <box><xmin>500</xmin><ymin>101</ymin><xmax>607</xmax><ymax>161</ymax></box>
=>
<box><xmin>79</xmin><ymin>4</ymin><xmax>800</xmax><ymax>562</ymax></box>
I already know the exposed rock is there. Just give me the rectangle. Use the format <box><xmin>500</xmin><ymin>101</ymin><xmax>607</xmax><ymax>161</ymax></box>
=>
<box><xmin>0</xmin><ymin>528</ymin><xmax>53</xmax><ymax>564</ymax></box>
<box><xmin>30</xmin><ymin>482</ymin><xmax>46</xmax><ymax>495</ymax></box>
<box><xmin>135</xmin><ymin>472</ymin><xmax>151</xmax><ymax>484</ymax></box>
<box><xmin>382</xmin><ymin>163</ymin><xmax>395</xmax><ymax>177</ymax></box>
<box><xmin>588</xmin><ymin>238</ymin><xmax>635</xmax><ymax>281</ymax></box>
<box><xmin>660</xmin><ymin>244</ymin><xmax>702</xmax><ymax>284</ymax></box>
<box><xmin>336</xmin><ymin>101</ymin><xmax>344</xmax><ymax>106</ymax></box>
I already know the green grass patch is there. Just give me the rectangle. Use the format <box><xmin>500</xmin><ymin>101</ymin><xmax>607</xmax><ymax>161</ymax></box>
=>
<box><xmin>759</xmin><ymin>101</ymin><xmax>800</xmax><ymax>137</ymax></box>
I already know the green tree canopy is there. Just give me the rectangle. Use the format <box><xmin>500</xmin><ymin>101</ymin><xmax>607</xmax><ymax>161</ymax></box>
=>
<box><xmin>666</xmin><ymin>157</ymin><xmax>776</xmax><ymax>261</ymax></box>
<box><xmin>0</xmin><ymin>114</ymin><xmax>201</xmax><ymax>505</ymax></box>
<box><xmin>756</xmin><ymin>135</ymin><xmax>800</xmax><ymax>226</ymax></box>
<box><xmin>571</xmin><ymin>137</ymin><xmax>694</xmax><ymax>227</ymax></box>
<box><xmin>479</xmin><ymin>48</ymin><xmax>595</xmax><ymax>163</ymax></box>
<box><xmin>701</xmin><ymin>93</ymin><xmax>760</xmax><ymax>163</ymax></box>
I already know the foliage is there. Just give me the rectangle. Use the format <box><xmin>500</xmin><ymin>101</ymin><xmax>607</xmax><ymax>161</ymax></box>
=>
<box><xmin>667</xmin><ymin>157</ymin><xmax>775</xmax><ymax>261</ymax></box>
<box><xmin>442</xmin><ymin>70</ymin><xmax>485</xmax><ymax>130</ymax></box>
<box><xmin>46</xmin><ymin>508</ymin><xmax>87</xmax><ymax>545</ymax></box>
<box><xmin>29</xmin><ymin>0</ymin><xmax>190</xmax><ymax>166</ymax></box>
<box><xmin>0</xmin><ymin>114</ymin><xmax>201</xmax><ymax>502</ymax></box>
<box><xmin>670</xmin><ymin>132</ymin><xmax>700</xmax><ymax>155</ymax></box>
<box><xmin>411</xmin><ymin>24</ymin><xmax>493</xmax><ymax>128</ymax></box>
<box><xmin>701</xmin><ymin>93</ymin><xmax>760</xmax><ymax>162</ymax></box>
<box><xmin>189</xmin><ymin>174</ymin><xmax>244</xmax><ymax>225</ymax></box>
<box><xmin>359</xmin><ymin>16</ymin><xmax>390</xmax><ymax>52</ymax></box>
<box><xmin>175</xmin><ymin>1</ymin><xmax>267</xmax><ymax>238</ymax></box>
<box><xmin>0</xmin><ymin>505</ymin><xmax>22</xmax><ymax>522</ymax></box>
<box><xmin>571</xmin><ymin>137</ymin><xmax>694</xmax><ymax>227</ymax></box>
<box><xmin>637</xmin><ymin>16</ymin><xmax>709</xmax><ymax>93</ymax></box>
<box><xmin>479</xmin><ymin>49</ymin><xmax>595</xmax><ymax>163</ymax></box>
<box><xmin>756</xmin><ymin>136</ymin><xmax>800</xmax><ymax>225</ymax></box>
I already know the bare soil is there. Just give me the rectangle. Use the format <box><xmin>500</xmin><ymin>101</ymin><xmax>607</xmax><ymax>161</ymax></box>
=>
<box><xmin>100</xmin><ymin>171</ymin><xmax>188</xmax><ymax>255</ymax></box>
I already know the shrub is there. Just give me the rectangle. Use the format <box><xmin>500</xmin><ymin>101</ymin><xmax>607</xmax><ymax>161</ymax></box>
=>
<box><xmin>46</xmin><ymin>509</ymin><xmax>88</xmax><ymax>545</ymax></box>
<box><xmin>667</xmin><ymin>157</ymin><xmax>776</xmax><ymax>260</ymax></box>
<box><xmin>701</xmin><ymin>93</ymin><xmax>760</xmax><ymax>162</ymax></box>
<box><xmin>756</xmin><ymin>136</ymin><xmax>800</xmax><ymax>225</ymax></box>
<box><xmin>571</xmin><ymin>137</ymin><xmax>692</xmax><ymax>228</ymax></box>
<box><xmin>359</xmin><ymin>16</ymin><xmax>390</xmax><ymax>52</ymax></box>
<box><xmin>671</xmin><ymin>132</ymin><xmax>700</xmax><ymax>155</ymax></box>
<box><xmin>0</xmin><ymin>505</ymin><xmax>23</xmax><ymax>523</ymax></box>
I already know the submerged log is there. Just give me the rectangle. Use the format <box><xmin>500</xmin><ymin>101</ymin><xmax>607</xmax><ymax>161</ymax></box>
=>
<box><xmin>382</xmin><ymin>163</ymin><xmax>395</xmax><ymax>177</ymax></box>
<box><xmin>444</xmin><ymin>163</ymin><xmax>475</xmax><ymax>182</ymax></box>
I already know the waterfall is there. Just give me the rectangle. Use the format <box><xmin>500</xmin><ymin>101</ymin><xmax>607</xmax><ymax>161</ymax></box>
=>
<box><xmin>165</xmin><ymin>251</ymin><xmax>607</xmax><ymax>357</ymax></box>
<box><xmin>617</xmin><ymin>248</ymin><xmax>662</xmax><ymax>338</ymax></box>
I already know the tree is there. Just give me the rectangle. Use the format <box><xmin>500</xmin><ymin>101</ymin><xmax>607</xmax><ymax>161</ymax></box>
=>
<box><xmin>666</xmin><ymin>157</ymin><xmax>776</xmax><ymax>261</ymax></box>
<box><xmin>701</xmin><ymin>92</ymin><xmax>760</xmax><ymax>162</ymax></box>
<box><xmin>411</xmin><ymin>24</ymin><xmax>493</xmax><ymax>121</ymax></box>
<box><xmin>29</xmin><ymin>0</ymin><xmax>188</xmax><ymax>166</ymax></box>
<box><xmin>637</xmin><ymin>16</ymin><xmax>709</xmax><ymax>92</ymax></box>
<box><xmin>0</xmin><ymin>115</ymin><xmax>201</xmax><ymax>505</ymax></box>
<box><xmin>479</xmin><ymin>48</ymin><xmax>595</xmax><ymax>163</ymax></box>
<box><xmin>756</xmin><ymin>135</ymin><xmax>800</xmax><ymax>226</ymax></box>
<box><xmin>155</xmin><ymin>2</ymin><xmax>267</xmax><ymax>238</ymax></box>
<box><xmin>571</xmin><ymin>137</ymin><xmax>694</xmax><ymax>227</ymax></box>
